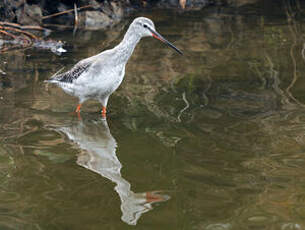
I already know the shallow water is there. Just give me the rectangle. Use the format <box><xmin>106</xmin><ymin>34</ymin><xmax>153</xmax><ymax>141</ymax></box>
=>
<box><xmin>2</xmin><ymin>2</ymin><xmax>305</xmax><ymax>229</ymax></box>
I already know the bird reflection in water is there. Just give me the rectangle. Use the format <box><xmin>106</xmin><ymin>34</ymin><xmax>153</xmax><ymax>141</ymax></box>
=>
<box><xmin>57</xmin><ymin>118</ymin><xmax>170</xmax><ymax>225</ymax></box>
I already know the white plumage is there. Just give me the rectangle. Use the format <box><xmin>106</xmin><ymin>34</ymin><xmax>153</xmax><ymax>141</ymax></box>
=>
<box><xmin>46</xmin><ymin>17</ymin><xmax>182</xmax><ymax>117</ymax></box>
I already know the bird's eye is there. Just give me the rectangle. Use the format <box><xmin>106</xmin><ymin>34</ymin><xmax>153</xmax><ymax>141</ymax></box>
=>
<box><xmin>143</xmin><ymin>24</ymin><xmax>147</xmax><ymax>28</ymax></box>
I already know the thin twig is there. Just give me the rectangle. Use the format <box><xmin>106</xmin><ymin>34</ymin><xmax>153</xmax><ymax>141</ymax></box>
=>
<box><xmin>49</xmin><ymin>66</ymin><xmax>65</xmax><ymax>79</ymax></box>
<box><xmin>0</xmin><ymin>21</ymin><xmax>48</xmax><ymax>31</ymax></box>
<box><xmin>73</xmin><ymin>3</ymin><xmax>79</xmax><ymax>36</ymax></box>
<box><xmin>20</xmin><ymin>25</ymin><xmax>49</xmax><ymax>31</ymax></box>
<box><xmin>0</xmin><ymin>30</ymin><xmax>17</xmax><ymax>39</ymax></box>
<box><xmin>74</xmin><ymin>3</ymin><xmax>79</xmax><ymax>27</ymax></box>
<box><xmin>42</xmin><ymin>24</ymin><xmax>74</xmax><ymax>29</ymax></box>
<box><xmin>0</xmin><ymin>21</ymin><xmax>23</xmax><ymax>28</ymax></box>
<box><xmin>42</xmin><ymin>5</ymin><xmax>93</xmax><ymax>20</ymax></box>
<box><xmin>0</xmin><ymin>25</ymin><xmax>38</xmax><ymax>40</ymax></box>
<box><xmin>0</xmin><ymin>26</ymin><xmax>33</xmax><ymax>46</ymax></box>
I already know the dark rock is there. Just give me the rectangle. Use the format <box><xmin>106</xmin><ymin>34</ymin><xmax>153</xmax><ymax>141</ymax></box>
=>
<box><xmin>156</xmin><ymin>0</ymin><xmax>260</xmax><ymax>9</ymax></box>
<box><xmin>0</xmin><ymin>0</ymin><xmax>262</xmax><ymax>27</ymax></box>
<box><xmin>78</xmin><ymin>2</ymin><xmax>124</xmax><ymax>30</ymax></box>
<box><xmin>16</xmin><ymin>3</ymin><xmax>42</xmax><ymax>25</ymax></box>
<box><xmin>80</xmin><ymin>11</ymin><xmax>113</xmax><ymax>29</ymax></box>
<box><xmin>157</xmin><ymin>0</ymin><xmax>211</xmax><ymax>10</ymax></box>
<box><xmin>110</xmin><ymin>2</ymin><xmax>124</xmax><ymax>20</ymax></box>
<box><xmin>0</xmin><ymin>0</ymin><xmax>24</xmax><ymax>22</ymax></box>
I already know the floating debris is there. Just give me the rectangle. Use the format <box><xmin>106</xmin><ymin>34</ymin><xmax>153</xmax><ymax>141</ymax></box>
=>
<box><xmin>36</xmin><ymin>40</ymin><xmax>67</xmax><ymax>55</ymax></box>
<box><xmin>0</xmin><ymin>38</ymin><xmax>66</xmax><ymax>55</ymax></box>
<box><xmin>0</xmin><ymin>68</ymin><xmax>6</xmax><ymax>75</ymax></box>
<box><xmin>0</xmin><ymin>21</ymin><xmax>65</xmax><ymax>55</ymax></box>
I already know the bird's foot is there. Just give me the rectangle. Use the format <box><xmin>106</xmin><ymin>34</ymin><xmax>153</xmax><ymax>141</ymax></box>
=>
<box><xmin>67</xmin><ymin>104</ymin><xmax>82</xmax><ymax>120</ymax></box>
<box><xmin>75</xmin><ymin>104</ymin><xmax>82</xmax><ymax>113</ymax></box>
<box><xmin>101</xmin><ymin>106</ymin><xmax>107</xmax><ymax>118</ymax></box>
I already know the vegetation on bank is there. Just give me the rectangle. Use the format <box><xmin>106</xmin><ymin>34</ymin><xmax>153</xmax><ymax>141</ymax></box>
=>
<box><xmin>0</xmin><ymin>0</ymin><xmax>259</xmax><ymax>53</ymax></box>
<box><xmin>0</xmin><ymin>0</ymin><xmax>259</xmax><ymax>27</ymax></box>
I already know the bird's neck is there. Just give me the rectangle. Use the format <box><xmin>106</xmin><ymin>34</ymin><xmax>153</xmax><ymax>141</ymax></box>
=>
<box><xmin>114</xmin><ymin>27</ymin><xmax>141</xmax><ymax>64</ymax></box>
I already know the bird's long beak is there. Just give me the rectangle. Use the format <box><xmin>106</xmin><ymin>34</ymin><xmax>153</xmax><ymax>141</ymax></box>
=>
<box><xmin>148</xmin><ymin>27</ymin><xmax>183</xmax><ymax>55</ymax></box>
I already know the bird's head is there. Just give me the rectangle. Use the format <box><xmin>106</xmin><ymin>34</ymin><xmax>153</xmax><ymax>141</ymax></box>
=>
<box><xmin>131</xmin><ymin>17</ymin><xmax>183</xmax><ymax>55</ymax></box>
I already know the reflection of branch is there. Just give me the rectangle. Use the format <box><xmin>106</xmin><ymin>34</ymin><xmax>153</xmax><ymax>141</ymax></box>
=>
<box><xmin>226</xmin><ymin>20</ymin><xmax>235</xmax><ymax>49</ymax></box>
<box><xmin>0</xmin><ymin>24</ymin><xmax>38</xmax><ymax>52</ymax></box>
<box><xmin>0</xmin><ymin>30</ymin><xmax>16</xmax><ymax>40</ymax></box>
<box><xmin>264</xmin><ymin>54</ymin><xmax>289</xmax><ymax>106</ymax></box>
<box><xmin>249</xmin><ymin>61</ymin><xmax>266</xmax><ymax>89</ymax></box>
<box><xmin>285</xmin><ymin>35</ymin><xmax>297</xmax><ymax>92</ymax></box>
<box><xmin>284</xmin><ymin>0</ymin><xmax>305</xmax><ymax>108</ymax></box>
<box><xmin>0</xmin><ymin>21</ymin><xmax>60</xmax><ymax>53</ymax></box>
<box><xmin>202</xmin><ymin>74</ymin><xmax>212</xmax><ymax>106</ymax></box>
<box><xmin>0</xmin><ymin>21</ymin><xmax>47</xmax><ymax>31</ymax></box>
<box><xmin>73</xmin><ymin>3</ymin><xmax>79</xmax><ymax>36</ymax></box>
<box><xmin>265</xmin><ymin>52</ymin><xmax>304</xmax><ymax>109</ymax></box>
<box><xmin>285</xmin><ymin>2</ymin><xmax>297</xmax><ymax>93</ymax></box>
<box><xmin>0</xmin><ymin>44</ymin><xmax>23</xmax><ymax>53</ymax></box>
<box><xmin>302</xmin><ymin>43</ymin><xmax>305</xmax><ymax>61</ymax></box>
<box><xmin>177</xmin><ymin>92</ymin><xmax>189</xmax><ymax>122</ymax></box>
<box><xmin>0</xmin><ymin>25</ymin><xmax>37</xmax><ymax>40</ymax></box>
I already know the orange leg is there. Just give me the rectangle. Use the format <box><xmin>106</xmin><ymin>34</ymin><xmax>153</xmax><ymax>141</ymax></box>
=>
<box><xmin>101</xmin><ymin>106</ymin><xmax>107</xmax><ymax>118</ymax></box>
<box><xmin>75</xmin><ymin>104</ymin><xmax>82</xmax><ymax>113</ymax></box>
<box><xmin>145</xmin><ymin>191</ymin><xmax>163</xmax><ymax>203</ymax></box>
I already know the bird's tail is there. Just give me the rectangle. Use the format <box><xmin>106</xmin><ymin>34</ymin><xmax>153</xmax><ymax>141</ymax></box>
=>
<box><xmin>45</xmin><ymin>67</ymin><xmax>65</xmax><ymax>83</ymax></box>
<box><xmin>44</xmin><ymin>79</ymin><xmax>57</xmax><ymax>84</ymax></box>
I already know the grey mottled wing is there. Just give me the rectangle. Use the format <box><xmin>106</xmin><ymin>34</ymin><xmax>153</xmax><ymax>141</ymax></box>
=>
<box><xmin>51</xmin><ymin>62</ymin><xmax>91</xmax><ymax>83</ymax></box>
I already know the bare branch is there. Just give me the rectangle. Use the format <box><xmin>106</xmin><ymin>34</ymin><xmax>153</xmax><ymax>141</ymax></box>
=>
<box><xmin>0</xmin><ymin>30</ymin><xmax>17</xmax><ymax>39</ymax></box>
<box><xmin>42</xmin><ymin>5</ymin><xmax>93</xmax><ymax>20</ymax></box>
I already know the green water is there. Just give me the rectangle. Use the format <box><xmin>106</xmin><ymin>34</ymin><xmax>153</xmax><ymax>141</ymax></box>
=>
<box><xmin>2</xmin><ymin>2</ymin><xmax>305</xmax><ymax>229</ymax></box>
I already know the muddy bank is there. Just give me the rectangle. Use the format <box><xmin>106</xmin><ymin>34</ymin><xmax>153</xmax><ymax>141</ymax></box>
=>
<box><xmin>0</xmin><ymin>0</ymin><xmax>261</xmax><ymax>30</ymax></box>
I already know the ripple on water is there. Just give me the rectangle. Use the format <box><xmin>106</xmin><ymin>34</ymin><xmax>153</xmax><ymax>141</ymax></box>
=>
<box><xmin>0</xmin><ymin>215</ymin><xmax>36</xmax><ymax>230</ymax></box>
<box><xmin>205</xmin><ymin>223</ymin><xmax>232</xmax><ymax>230</ymax></box>
<box><xmin>0</xmin><ymin>191</ymin><xmax>20</xmax><ymax>203</ymax></box>
<box><xmin>2</xmin><ymin>2</ymin><xmax>305</xmax><ymax>229</ymax></box>
<box><xmin>293</xmin><ymin>206</ymin><xmax>305</xmax><ymax>219</ymax></box>
<box><xmin>241</xmin><ymin>213</ymin><xmax>280</xmax><ymax>230</ymax></box>
<box><xmin>280</xmin><ymin>223</ymin><xmax>302</xmax><ymax>230</ymax></box>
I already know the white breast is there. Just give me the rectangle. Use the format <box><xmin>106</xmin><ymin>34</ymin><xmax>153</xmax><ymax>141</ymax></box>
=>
<box><xmin>73</xmin><ymin>63</ymin><xmax>125</xmax><ymax>99</ymax></box>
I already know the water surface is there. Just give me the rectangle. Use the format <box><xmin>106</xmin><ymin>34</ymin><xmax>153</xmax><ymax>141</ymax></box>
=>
<box><xmin>1</xmin><ymin>2</ymin><xmax>305</xmax><ymax>230</ymax></box>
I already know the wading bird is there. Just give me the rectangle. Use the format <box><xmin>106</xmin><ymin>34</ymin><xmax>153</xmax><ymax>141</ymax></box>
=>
<box><xmin>46</xmin><ymin>17</ymin><xmax>182</xmax><ymax>117</ymax></box>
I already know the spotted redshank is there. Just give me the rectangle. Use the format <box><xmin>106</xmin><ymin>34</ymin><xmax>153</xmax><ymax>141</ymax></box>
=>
<box><xmin>46</xmin><ymin>17</ymin><xmax>182</xmax><ymax>117</ymax></box>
